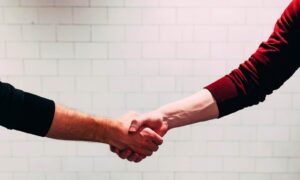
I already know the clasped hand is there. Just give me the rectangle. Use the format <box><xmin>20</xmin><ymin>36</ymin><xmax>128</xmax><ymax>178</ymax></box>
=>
<box><xmin>110</xmin><ymin>111</ymin><xmax>168</xmax><ymax>163</ymax></box>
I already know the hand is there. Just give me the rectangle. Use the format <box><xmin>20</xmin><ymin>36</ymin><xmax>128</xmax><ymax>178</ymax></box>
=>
<box><xmin>110</xmin><ymin>111</ymin><xmax>169</xmax><ymax>162</ymax></box>
<box><xmin>107</xmin><ymin>111</ymin><xmax>163</xmax><ymax>157</ymax></box>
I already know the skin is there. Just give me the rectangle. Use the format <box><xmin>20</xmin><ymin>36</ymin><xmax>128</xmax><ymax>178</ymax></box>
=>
<box><xmin>46</xmin><ymin>104</ymin><xmax>163</xmax><ymax>157</ymax></box>
<box><xmin>111</xmin><ymin>89</ymin><xmax>219</xmax><ymax>162</ymax></box>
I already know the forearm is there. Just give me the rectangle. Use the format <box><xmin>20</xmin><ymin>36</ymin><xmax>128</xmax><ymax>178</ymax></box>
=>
<box><xmin>157</xmin><ymin>89</ymin><xmax>219</xmax><ymax>130</ymax></box>
<box><xmin>46</xmin><ymin>104</ymin><xmax>112</xmax><ymax>144</ymax></box>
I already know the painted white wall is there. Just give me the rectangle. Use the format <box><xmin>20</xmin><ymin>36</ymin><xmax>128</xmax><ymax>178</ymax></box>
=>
<box><xmin>0</xmin><ymin>0</ymin><xmax>299</xmax><ymax>179</ymax></box>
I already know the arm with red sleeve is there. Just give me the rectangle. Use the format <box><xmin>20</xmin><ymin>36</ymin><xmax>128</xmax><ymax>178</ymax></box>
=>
<box><xmin>127</xmin><ymin>0</ymin><xmax>300</xmax><ymax>134</ymax></box>
<box><xmin>205</xmin><ymin>0</ymin><xmax>300</xmax><ymax>117</ymax></box>
<box><xmin>113</xmin><ymin>0</ymin><xmax>300</xmax><ymax>163</ymax></box>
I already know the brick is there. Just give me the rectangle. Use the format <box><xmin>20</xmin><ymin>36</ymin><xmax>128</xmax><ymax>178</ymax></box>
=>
<box><xmin>207</xmin><ymin>142</ymin><xmax>239</xmax><ymax>156</ymax></box>
<box><xmin>160</xmin><ymin>25</ymin><xmax>194</xmax><ymax>42</ymax></box>
<box><xmin>143</xmin><ymin>77</ymin><xmax>175</xmax><ymax>92</ymax></box>
<box><xmin>38</xmin><ymin>8</ymin><xmax>72</xmax><ymax>24</ymax></box>
<box><xmin>78</xmin><ymin>173</ymin><xmax>109</xmax><ymax>180</ymax></box>
<box><xmin>41</xmin><ymin>43</ymin><xmax>74</xmax><ymax>59</ymax></box>
<box><xmin>191</xmin><ymin>157</ymin><xmax>223</xmax><ymax>172</ymax></box>
<box><xmin>57</xmin><ymin>25</ymin><xmax>90</xmax><ymax>42</ymax></box>
<box><xmin>126</xmin><ymin>93</ymin><xmax>159</xmax><ymax>109</ymax></box>
<box><xmin>94</xmin><ymin>157</ymin><xmax>126</xmax><ymax>171</ymax></box>
<box><xmin>92</xmin><ymin>93</ymin><xmax>125</xmax><ymax>108</ymax></box>
<box><xmin>142</xmin><ymin>8</ymin><xmax>176</xmax><ymax>24</ymax></box>
<box><xmin>7</xmin><ymin>42</ymin><xmax>39</xmax><ymax>58</ymax></box>
<box><xmin>240</xmin><ymin>142</ymin><xmax>273</xmax><ymax>157</ymax></box>
<box><xmin>224</xmin><ymin>157</ymin><xmax>255</xmax><ymax>172</ymax></box>
<box><xmin>125</xmin><ymin>25</ymin><xmax>159</xmax><ymax>42</ymax></box>
<box><xmin>43</xmin><ymin>77</ymin><xmax>75</xmax><ymax>92</ymax></box>
<box><xmin>207</xmin><ymin>173</ymin><xmax>239</xmax><ymax>180</ymax></box>
<box><xmin>240</xmin><ymin>174</ymin><xmax>271</xmax><ymax>180</ymax></box>
<box><xmin>54</xmin><ymin>0</ymin><xmax>89</xmax><ymax>6</ymax></box>
<box><xmin>109</xmin><ymin>77</ymin><xmax>141</xmax><ymax>92</ymax></box>
<box><xmin>0</xmin><ymin>158</ymin><xmax>28</xmax><ymax>172</ymax></box>
<box><xmin>92</xmin><ymin>60</ymin><xmax>125</xmax><ymax>75</ymax></box>
<box><xmin>0</xmin><ymin>25</ymin><xmax>21</xmax><ymax>41</ymax></box>
<box><xmin>124</xmin><ymin>0</ymin><xmax>159</xmax><ymax>7</ymax></box>
<box><xmin>109</xmin><ymin>43</ymin><xmax>141</xmax><ymax>59</ymax></box>
<box><xmin>73</xmin><ymin>8</ymin><xmax>107</xmax><ymax>24</ymax></box>
<box><xmin>75</xmin><ymin>43</ymin><xmax>107</xmax><ymax>59</ymax></box>
<box><xmin>58</xmin><ymin>60</ymin><xmax>91</xmax><ymax>76</ymax></box>
<box><xmin>77</xmin><ymin>142</ymin><xmax>110</xmax><ymax>156</ymax></box>
<box><xmin>142</xmin><ymin>43</ymin><xmax>176</xmax><ymax>59</ymax></box>
<box><xmin>144</xmin><ymin>173</ymin><xmax>174</xmax><ymax>180</ymax></box>
<box><xmin>111</xmin><ymin>173</ymin><xmax>141</xmax><ymax>180</ymax></box>
<box><xmin>0</xmin><ymin>60</ymin><xmax>23</xmax><ymax>75</ymax></box>
<box><xmin>24</xmin><ymin>60</ymin><xmax>57</xmax><ymax>76</ymax></box>
<box><xmin>177</xmin><ymin>43</ymin><xmax>210</xmax><ymax>59</ymax></box>
<box><xmin>108</xmin><ymin>8</ymin><xmax>142</xmax><ymax>24</ymax></box>
<box><xmin>177</xmin><ymin>8</ymin><xmax>211</xmax><ymax>24</ymax></box>
<box><xmin>12</xmin><ymin>142</ymin><xmax>43</xmax><ymax>157</ymax></box>
<box><xmin>22</xmin><ymin>25</ymin><xmax>55</xmax><ymax>41</ymax></box>
<box><xmin>91</xmin><ymin>0</ymin><xmax>124</xmax><ymax>7</ymax></box>
<box><xmin>212</xmin><ymin>8</ymin><xmax>245</xmax><ymax>24</ymax></box>
<box><xmin>257</xmin><ymin>126</ymin><xmax>290</xmax><ymax>141</ymax></box>
<box><xmin>44</xmin><ymin>141</ymin><xmax>77</xmax><ymax>156</ymax></box>
<box><xmin>76</xmin><ymin>77</ymin><xmax>108</xmax><ymax>92</ymax></box>
<box><xmin>256</xmin><ymin>158</ymin><xmax>288</xmax><ymax>172</ymax></box>
<box><xmin>224</xmin><ymin>126</ymin><xmax>256</xmax><ymax>141</ymax></box>
<box><xmin>29</xmin><ymin>158</ymin><xmax>61</xmax><ymax>172</ymax></box>
<box><xmin>159</xmin><ymin>60</ymin><xmax>193</xmax><ymax>76</ymax></box>
<box><xmin>20</xmin><ymin>0</ymin><xmax>54</xmax><ymax>6</ymax></box>
<box><xmin>14</xmin><ymin>173</ymin><xmax>45</xmax><ymax>180</ymax></box>
<box><xmin>62</xmin><ymin>157</ymin><xmax>93</xmax><ymax>172</ymax></box>
<box><xmin>175</xmin><ymin>173</ymin><xmax>206</xmax><ymax>180</ymax></box>
<box><xmin>194</xmin><ymin>25</ymin><xmax>227</xmax><ymax>42</ymax></box>
<box><xmin>4</xmin><ymin>8</ymin><xmax>37</xmax><ymax>24</ymax></box>
<box><xmin>126</xmin><ymin>60</ymin><xmax>159</xmax><ymax>76</ymax></box>
<box><xmin>92</xmin><ymin>25</ymin><xmax>125</xmax><ymax>42</ymax></box>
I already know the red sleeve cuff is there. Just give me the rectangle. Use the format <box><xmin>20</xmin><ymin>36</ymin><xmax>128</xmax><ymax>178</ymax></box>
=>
<box><xmin>205</xmin><ymin>76</ymin><xmax>242</xmax><ymax>118</ymax></box>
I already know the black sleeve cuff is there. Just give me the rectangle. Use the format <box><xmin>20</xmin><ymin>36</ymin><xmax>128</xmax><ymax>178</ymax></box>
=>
<box><xmin>17</xmin><ymin>92</ymin><xmax>55</xmax><ymax>137</ymax></box>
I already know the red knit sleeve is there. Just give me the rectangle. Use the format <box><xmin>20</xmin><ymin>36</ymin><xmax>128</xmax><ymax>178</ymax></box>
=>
<box><xmin>205</xmin><ymin>0</ymin><xmax>300</xmax><ymax>117</ymax></box>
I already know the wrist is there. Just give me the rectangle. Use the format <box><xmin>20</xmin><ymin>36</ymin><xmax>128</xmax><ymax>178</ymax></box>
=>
<box><xmin>155</xmin><ymin>108</ymin><xmax>175</xmax><ymax>131</ymax></box>
<box><xmin>98</xmin><ymin>119</ymin><xmax>126</xmax><ymax>148</ymax></box>
<box><xmin>93</xmin><ymin>117</ymin><xmax>115</xmax><ymax>145</ymax></box>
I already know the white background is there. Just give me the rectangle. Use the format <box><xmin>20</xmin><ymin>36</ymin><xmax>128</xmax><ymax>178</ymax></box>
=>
<box><xmin>0</xmin><ymin>0</ymin><xmax>300</xmax><ymax>180</ymax></box>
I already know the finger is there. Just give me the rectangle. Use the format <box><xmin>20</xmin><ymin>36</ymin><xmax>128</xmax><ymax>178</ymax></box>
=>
<box><xmin>134</xmin><ymin>146</ymin><xmax>153</xmax><ymax>156</ymax></box>
<box><xmin>150</xmin><ymin>132</ymin><xmax>163</xmax><ymax>145</ymax></box>
<box><xmin>134</xmin><ymin>156</ymin><xmax>145</xmax><ymax>163</ymax></box>
<box><xmin>128</xmin><ymin>153</ymin><xmax>141</xmax><ymax>162</ymax></box>
<box><xmin>129</xmin><ymin>119</ymin><xmax>141</xmax><ymax>133</ymax></box>
<box><xmin>119</xmin><ymin>149</ymin><xmax>133</xmax><ymax>159</ymax></box>
<box><xmin>144</xmin><ymin>128</ymin><xmax>163</xmax><ymax>145</ymax></box>
<box><xmin>110</xmin><ymin>146</ymin><xmax>116</xmax><ymax>153</ymax></box>
<box><xmin>114</xmin><ymin>147</ymin><xmax>121</xmax><ymax>154</ymax></box>
<box><xmin>111</xmin><ymin>146</ymin><xmax>121</xmax><ymax>156</ymax></box>
<box><xmin>145</xmin><ymin>141</ymin><xmax>159</xmax><ymax>152</ymax></box>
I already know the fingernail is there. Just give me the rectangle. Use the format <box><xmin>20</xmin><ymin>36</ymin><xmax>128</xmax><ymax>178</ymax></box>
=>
<box><xmin>129</xmin><ymin>127</ymin><xmax>136</xmax><ymax>132</ymax></box>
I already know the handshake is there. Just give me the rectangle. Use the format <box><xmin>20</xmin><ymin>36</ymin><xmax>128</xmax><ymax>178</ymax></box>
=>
<box><xmin>47</xmin><ymin>90</ymin><xmax>218</xmax><ymax>163</ymax></box>
<box><xmin>108</xmin><ymin>110</ymin><xmax>169</xmax><ymax>163</ymax></box>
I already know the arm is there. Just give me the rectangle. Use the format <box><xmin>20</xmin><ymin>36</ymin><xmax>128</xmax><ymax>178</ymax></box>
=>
<box><xmin>130</xmin><ymin>89</ymin><xmax>219</xmax><ymax>131</ymax></box>
<box><xmin>130</xmin><ymin>0</ymin><xmax>300</xmax><ymax>132</ymax></box>
<box><xmin>113</xmin><ymin>0</ymin><xmax>300</xmax><ymax>162</ymax></box>
<box><xmin>0</xmin><ymin>81</ymin><xmax>162</xmax><ymax>156</ymax></box>
<box><xmin>47</xmin><ymin>105</ymin><xmax>163</xmax><ymax>156</ymax></box>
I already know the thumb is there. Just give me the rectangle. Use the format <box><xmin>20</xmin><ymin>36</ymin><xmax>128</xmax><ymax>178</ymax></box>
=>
<box><xmin>129</xmin><ymin>119</ymin><xmax>142</xmax><ymax>133</ymax></box>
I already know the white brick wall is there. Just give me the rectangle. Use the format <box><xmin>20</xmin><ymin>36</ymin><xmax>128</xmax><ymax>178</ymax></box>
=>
<box><xmin>0</xmin><ymin>0</ymin><xmax>299</xmax><ymax>179</ymax></box>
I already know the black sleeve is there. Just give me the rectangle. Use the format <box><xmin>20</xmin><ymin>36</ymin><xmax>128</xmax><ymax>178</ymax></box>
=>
<box><xmin>0</xmin><ymin>81</ymin><xmax>55</xmax><ymax>136</ymax></box>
